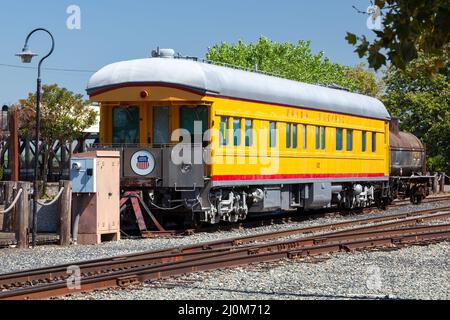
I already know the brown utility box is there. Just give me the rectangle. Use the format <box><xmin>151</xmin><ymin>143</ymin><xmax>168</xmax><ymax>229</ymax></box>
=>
<box><xmin>71</xmin><ymin>151</ymin><xmax>121</xmax><ymax>245</ymax></box>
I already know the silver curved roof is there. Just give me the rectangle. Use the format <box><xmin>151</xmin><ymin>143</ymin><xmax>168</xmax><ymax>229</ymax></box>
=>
<box><xmin>87</xmin><ymin>58</ymin><xmax>390</xmax><ymax>120</ymax></box>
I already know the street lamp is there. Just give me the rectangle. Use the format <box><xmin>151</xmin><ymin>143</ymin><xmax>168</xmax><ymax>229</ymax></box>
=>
<box><xmin>16</xmin><ymin>28</ymin><xmax>55</xmax><ymax>248</ymax></box>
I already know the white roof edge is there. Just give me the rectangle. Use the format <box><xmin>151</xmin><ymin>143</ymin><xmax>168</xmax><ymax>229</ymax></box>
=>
<box><xmin>87</xmin><ymin>58</ymin><xmax>391</xmax><ymax>120</ymax></box>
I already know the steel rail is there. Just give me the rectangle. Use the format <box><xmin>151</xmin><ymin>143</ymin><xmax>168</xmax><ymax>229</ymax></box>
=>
<box><xmin>1</xmin><ymin>224</ymin><xmax>449</xmax><ymax>300</ymax></box>
<box><xmin>1</xmin><ymin>212</ymin><xmax>449</xmax><ymax>289</ymax></box>
<box><xmin>1</xmin><ymin>206</ymin><xmax>450</xmax><ymax>289</ymax></box>
<box><xmin>390</xmin><ymin>194</ymin><xmax>450</xmax><ymax>207</ymax></box>
<box><xmin>142</xmin><ymin>194</ymin><xmax>450</xmax><ymax>238</ymax></box>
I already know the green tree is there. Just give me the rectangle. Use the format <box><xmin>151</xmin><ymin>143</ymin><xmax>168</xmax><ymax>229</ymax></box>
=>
<box><xmin>206</xmin><ymin>37</ymin><xmax>382</xmax><ymax>97</ymax></box>
<box><xmin>382</xmin><ymin>52</ymin><xmax>450</xmax><ymax>172</ymax></box>
<box><xmin>19</xmin><ymin>84</ymin><xmax>97</xmax><ymax>194</ymax></box>
<box><xmin>346</xmin><ymin>0</ymin><xmax>450</xmax><ymax>72</ymax></box>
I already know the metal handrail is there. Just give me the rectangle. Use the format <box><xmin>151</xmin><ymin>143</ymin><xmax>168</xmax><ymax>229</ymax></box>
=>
<box><xmin>36</xmin><ymin>187</ymin><xmax>64</xmax><ymax>206</ymax></box>
<box><xmin>174</xmin><ymin>54</ymin><xmax>284</xmax><ymax>78</ymax></box>
<box><xmin>0</xmin><ymin>188</ymin><xmax>23</xmax><ymax>214</ymax></box>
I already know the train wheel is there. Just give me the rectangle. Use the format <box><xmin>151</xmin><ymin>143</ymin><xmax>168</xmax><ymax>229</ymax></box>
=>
<box><xmin>410</xmin><ymin>195</ymin><xmax>422</xmax><ymax>205</ymax></box>
<box><xmin>376</xmin><ymin>197</ymin><xmax>388</xmax><ymax>210</ymax></box>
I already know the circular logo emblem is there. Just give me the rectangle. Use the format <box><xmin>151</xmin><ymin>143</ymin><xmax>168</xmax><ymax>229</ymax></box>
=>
<box><xmin>130</xmin><ymin>150</ymin><xmax>155</xmax><ymax>176</ymax></box>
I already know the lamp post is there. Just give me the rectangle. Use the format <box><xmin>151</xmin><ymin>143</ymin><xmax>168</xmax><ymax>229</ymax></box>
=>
<box><xmin>16</xmin><ymin>28</ymin><xmax>54</xmax><ymax>248</ymax></box>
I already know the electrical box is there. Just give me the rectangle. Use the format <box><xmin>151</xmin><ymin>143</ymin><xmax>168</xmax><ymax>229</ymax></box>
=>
<box><xmin>71</xmin><ymin>151</ymin><xmax>121</xmax><ymax>245</ymax></box>
<box><xmin>70</xmin><ymin>158</ymin><xmax>97</xmax><ymax>193</ymax></box>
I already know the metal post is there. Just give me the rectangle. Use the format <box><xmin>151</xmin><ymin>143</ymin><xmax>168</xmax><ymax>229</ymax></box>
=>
<box><xmin>32</xmin><ymin>77</ymin><xmax>41</xmax><ymax>248</ymax></box>
<box><xmin>9</xmin><ymin>108</ymin><xmax>19</xmax><ymax>182</ymax></box>
<box><xmin>16</xmin><ymin>182</ymin><xmax>30</xmax><ymax>248</ymax></box>
<box><xmin>58</xmin><ymin>180</ymin><xmax>72</xmax><ymax>246</ymax></box>
<box><xmin>433</xmin><ymin>174</ymin><xmax>439</xmax><ymax>194</ymax></box>
<box><xmin>440</xmin><ymin>172</ymin><xmax>445</xmax><ymax>193</ymax></box>
<box><xmin>16</xmin><ymin>28</ymin><xmax>55</xmax><ymax>248</ymax></box>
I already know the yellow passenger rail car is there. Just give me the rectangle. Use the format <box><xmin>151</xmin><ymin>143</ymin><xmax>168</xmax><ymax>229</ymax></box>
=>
<box><xmin>86</xmin><ymin>48</ymin><xmax>424</xmax><ymax>226</ymax></box>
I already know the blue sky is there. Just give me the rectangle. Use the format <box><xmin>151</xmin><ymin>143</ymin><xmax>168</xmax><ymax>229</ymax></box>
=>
<box><xmin>0</xmin><ymin>0</ymin><xmax>376</xmax><ymax>106</ymax></box>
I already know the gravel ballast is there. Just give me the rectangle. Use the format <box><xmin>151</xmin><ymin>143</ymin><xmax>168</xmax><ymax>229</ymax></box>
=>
<box><xmin>1</xmin><ymin>200</ymin><xmax>449</xmax><ymax>299</ymax></box>
<box><xmin>64</xmin><ymin>241</ymin><xmax>449</xmax><ymax>300</ymax></box>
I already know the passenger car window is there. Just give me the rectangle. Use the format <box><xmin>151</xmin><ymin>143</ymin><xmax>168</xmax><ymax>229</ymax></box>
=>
<box><xmin>362</xmin><ymin>131</ymin><xmax>367</xmax><ymax>152</ymax></box>
<box><xmin>336</xmin><ymin>128</ymin><xmax>343</xmax><ymax>151</ymax></box>
<box><xmin>153</xmin><ymin>106</ymin><xmax>169</xmax><ymax>145</ymax></box>
<box><xmin>269</xmin><ymin>122</ymin><xmax>276</xmax><ymax>148</ymax></box>
<box><xmin>233</xmin><ymin>118</ymin><xmax>241</xmax><ymax>146</ymax></box>
<box><xmin>321</xmin><ymin>127</ymin><xmax>326</xmax><ymax>150</ymax></box>
<box><xmin>302</xmin><ymin>125</ymin><xmax>307</xmax><ymax>149</ymax></box>
<box><xmin>286</xmin><ymin>123</ymin><xmax>291</xmax><ymax>148</ymax></box>
<box><xmin>346</xmin><ymin>129</ymin><xmax>353</xmax><ymax>151</ymax></box>
<box><xmin>220</xmin><ymin>116</ymin><xmax>228</xmax><ymax>146</ymax></box>
<box><xmin>112</xmin><ymin>106</ymin><xmax>140</xmax><ymax>144</ymax></box>
<box><xmin>245</xmin><ymin>119</ymin><xmax>253</xmax><ymax>147</ymax></box>
<box><xmin>315</xmin><ymin>126</ymin><xmax>320</xmax><ymax>150</ymax></box>
<box><xmin>292</xmin><ymin>124</ymin><xmax>298</xmax><ymax>149</ymax></box>
<box><xmin>372</xmin><ymin>132</ymin><xmax>377</xmax><ymax>152</ymax></box>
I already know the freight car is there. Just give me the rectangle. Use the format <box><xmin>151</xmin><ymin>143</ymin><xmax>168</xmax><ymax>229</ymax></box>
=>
<box><xmin>388</xmin><ymin>119</ymin><xmax>430</xmax><ymax>204</ymax></box>
<box><xmin>86</xmin><ymin>48</ymin><xmax>430</xmax><ymax>228</ymax></box>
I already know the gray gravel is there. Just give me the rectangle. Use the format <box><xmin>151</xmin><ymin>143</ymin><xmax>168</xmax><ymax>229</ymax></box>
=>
<box><xmin>63</xmin><ymin>241</ymin><xmax>449</xmax><ymax>300</ymax></box>
<box><xmin>1</xmin><ymin>200</ymin><xmax>449</xmax><ymax>274</ymax></box>
<box><xmin>1</xmin><ymin>200</ymin><xmax>449</xmax><ymax>300</ymax></box>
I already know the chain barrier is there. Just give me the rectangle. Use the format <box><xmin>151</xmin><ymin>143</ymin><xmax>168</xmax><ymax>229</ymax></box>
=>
<box><xmin>0</xmin><ymin>188</ymin><xmax>23</xmax><ymax>214</ymax></box>
<box><xmin>36</xmin><ymin>187</ymin><xmax>65</xmax><ymax>207</ymax></box>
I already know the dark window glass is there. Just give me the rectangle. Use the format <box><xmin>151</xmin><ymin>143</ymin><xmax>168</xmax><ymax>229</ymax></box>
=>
<box><xmin>336</xmin><ymin>128</ymin><xmax>343</xmax><ymax>151</ymax></box>
<box><xmin>362</xmin><ymin>131</ymin><xmax>367</xmax><ymax>152</ymax></box>
<box><xmin>233</xmin><ymin>118</ymin><xmax>241</xmax><ymax>146</ymax></box>
<box><xmin>245</xmin><ymin>119</ymin><xmax>253</xmax><ymax>147</ymax></box>
<box><xmin>180</xmin><ymin>106</ymin><xmax>208</xmax><ymax>143</ymax></box>
<box><xmin>302</xmin><ymin>125</ymin><xmax>307</xmax><ymax>149</ymax></box>
<box><xmin>321</xmin><ymin>126</ymin><xmax>326</xmax><ymax>150</ymax></box>
<box><xmin>346</xmin><ymin>129</ymin><xmax>353</xmax><ymax>151</ymax></box>
<box><xmin>153</xmin><ymin>106</ymin><xmax>169</xmax><ymax>145</ymax></box>
<box><xmin>315</xmin><ymin>126</ymin><xmax>320</xmax><ymax>149</ymax></box>
<box><xmin>112</xmin><ymin>106</ymin><xmax>140</xmax><ymax>144</ymax></box>
<box><xmin>372</xmin><ymin>132</ymin><xmax>377</xmax><ymax>152</ymax></box>
<box><xmin>293</xmin><ymin>124</ymin><xmax>298</xmax><ymax>149</ymax></box>
<box><xmin>269</xmin><ymin>122</ymin><xmax>276</xmax><ymax>148</ymax></box>
<box><xmin>220</xmin><ymin>116</ymin><xmax>228</xmax><ymax>146</ymax></box>
<box><xmin>286</xmin><ymin>123</ymin><xmax>291</xmax><ymax>148</ymax></box>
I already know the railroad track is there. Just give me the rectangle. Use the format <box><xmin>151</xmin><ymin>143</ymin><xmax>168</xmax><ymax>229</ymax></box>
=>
<box><xmin>1</xmin><ymin>205</ymin><xmax>450</xmax><ymax>300</ymax></box>
<box><xmin>390</xmin><ymin>194</ymin><xmax>450</xmax><ymax>207</ymax></box>
<box><xmin>141</xmin><ymin>193</ymin><xmax>450</xmax><ymax>238</ymax></box>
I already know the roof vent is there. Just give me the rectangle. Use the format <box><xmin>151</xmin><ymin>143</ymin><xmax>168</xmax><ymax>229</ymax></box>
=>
<box><xmin>151</xmin><ymin>48</ymin><xmax>175</xmax><ymax>59</ymax></box>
